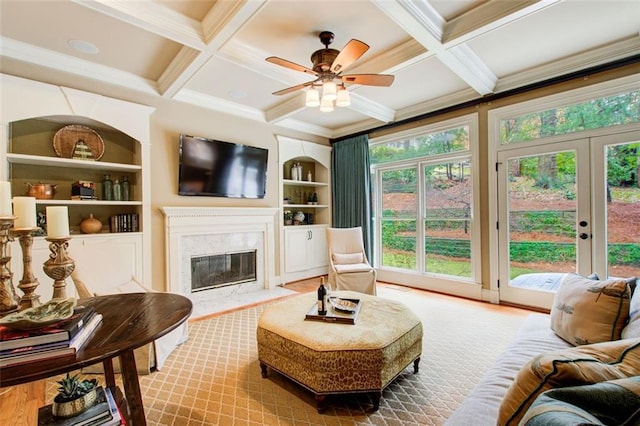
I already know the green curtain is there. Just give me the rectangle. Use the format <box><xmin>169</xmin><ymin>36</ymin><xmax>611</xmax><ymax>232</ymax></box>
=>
<box><xmin>331</xmin><ymin>134</ymin><xmax>373</xmax><ymax>262</ymax></box>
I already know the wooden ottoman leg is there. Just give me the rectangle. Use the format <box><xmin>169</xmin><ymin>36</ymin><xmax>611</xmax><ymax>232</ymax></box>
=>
<box><xmin>260</xmin><ymin>361</ymin><xmax>268</xmax><ymax>378</ymax></box>
<box><xmin>413</xmin><ymin>357</ymin><xmax>421</xmax><ymax>374</ymax></box>
<box><xmin>372</xmin><ymin>391</ymin><xmax>382</xmax><ymax>411</ymax></box>
<box><xmin>315</xmin><ymin>394</ymin><xmax>326</xmax><ymax>414</ymax></box>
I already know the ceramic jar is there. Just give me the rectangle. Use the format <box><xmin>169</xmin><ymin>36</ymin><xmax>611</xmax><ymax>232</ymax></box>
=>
<box><xmin>80</xmin><ymin>214</ymin><xmax>102</xmax><ymax>234</ymax></box>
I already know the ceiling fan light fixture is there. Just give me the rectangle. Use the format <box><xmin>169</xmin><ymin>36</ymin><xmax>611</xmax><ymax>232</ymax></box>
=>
<box><xmin>305</xmin><ymin>87</ymin><xmax>320</xmax><ymax>107</ymax></box>
<box><xmin>320</xmin><ymin>97</ymin><xmax>334</xmax><ymax>112</ymax></box>
<box><xmin>322</xmin><ymin>81</ymin><xmax>337</xmax><ymax>101</ymax></box>
<box><xmin>336</xmin><ymin>87</ymin><xmax>350</xmax><ymax>107</ymax></box>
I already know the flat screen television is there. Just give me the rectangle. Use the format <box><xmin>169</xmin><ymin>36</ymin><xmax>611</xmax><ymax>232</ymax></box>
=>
<box><xmin>178</xmin><ymin>134</ymin><xmax>268</xmax><ymax>198</ymax></box>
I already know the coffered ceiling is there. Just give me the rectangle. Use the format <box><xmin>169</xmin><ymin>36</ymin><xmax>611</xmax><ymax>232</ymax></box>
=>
<box><xmin>1</xmin><ymin>0</ymin><xmax>638</xmax><ymax>139</ymax></box>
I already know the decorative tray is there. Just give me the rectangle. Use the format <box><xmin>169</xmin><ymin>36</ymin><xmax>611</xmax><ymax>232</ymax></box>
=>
<box><xmin>0</xmin><ymin>298</ymin><xmax>77</xmax><ymax>330</ymax></box>
<box><xmin>53</xmin><ymin>124</ymin><xmax>105</xmax><ymax>160</ymax></box>
<box><xmin>305</xmin><ymin>298</ymin><xmax>361</xmax><ymax>324</ymax></box>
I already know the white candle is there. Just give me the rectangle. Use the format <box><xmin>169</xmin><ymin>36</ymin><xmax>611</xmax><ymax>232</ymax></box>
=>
<box><xmin>46</xmin><ymin>206</ymin><xmax>70</xmax><ymax>238</ymax></box>
<box><xmin>0</xmin><ymin>181</ymin><xmax>12</xmax><ymax>216</ymax></box>
<box><xmin>13</xmin><ymin>197</ymin><xmax>37</xmax><ymax>228</ymax></box>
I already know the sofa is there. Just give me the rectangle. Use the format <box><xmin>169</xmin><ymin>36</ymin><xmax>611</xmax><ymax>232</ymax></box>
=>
<box><xmin>446</xmin><ymin>273</ymin><xmax>640</xmax><ymax>426</ymax></box>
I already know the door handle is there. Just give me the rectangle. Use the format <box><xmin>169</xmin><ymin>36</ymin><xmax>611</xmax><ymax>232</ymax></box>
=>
<box><xmin>579</xmin><ymin>233</ymin><xmax>590</xmax><ymax>240</ymax></box>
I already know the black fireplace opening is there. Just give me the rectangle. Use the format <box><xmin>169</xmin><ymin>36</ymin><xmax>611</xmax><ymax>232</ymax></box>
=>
<box><xmin>190</xmin><ymin>250</ymin><xmax>257</xmax><ymax>292</ymax></box>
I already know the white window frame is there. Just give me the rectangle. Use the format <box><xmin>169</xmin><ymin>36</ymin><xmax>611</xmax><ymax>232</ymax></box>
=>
<box><xmin>370</xmin><ymin>113</ymin><xmax>481</xmax><ymax>299</ymax></box>
<box><xmin>487</xmin><ymin>73</ymin><xmax>640</xmax><ymax>303</ymax></box>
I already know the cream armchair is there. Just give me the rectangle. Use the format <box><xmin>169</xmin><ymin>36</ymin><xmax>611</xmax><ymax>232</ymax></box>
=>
<box><xmin>326</xmin><ymin>227</ymin><xmax>377</xmax><ymax>295</ymax></box>
<box><xmin>72</xmin><ymin>271</ymin><xmax>188</xmax><ymax>375</ymax></box>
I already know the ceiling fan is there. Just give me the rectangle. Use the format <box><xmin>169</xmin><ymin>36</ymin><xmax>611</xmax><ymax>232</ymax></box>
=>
<box><xmin>266</xmin><ymin>31</ymin><xmax>394</xmax><ymax>109</ymax></box>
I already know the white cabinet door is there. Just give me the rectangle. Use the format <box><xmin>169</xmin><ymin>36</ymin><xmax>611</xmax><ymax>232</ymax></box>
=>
<box><xmin>10</xmin><ymin>234</ymin><xmax>143</xmax><ymax>301</ymax></box>
<box><xmin>284</xmin><ymin>227</ymin><xmax>311</xmax><ymax>273</ymax></box>
<box><xmin>308</xmin><ymin>226</ymin><xmax>328</xmax><ymax>269</ymax></box>
<box><xmin>283</xmin><ymin>225</ymin><xmax>328</xmax><ymax>279</ymax></box>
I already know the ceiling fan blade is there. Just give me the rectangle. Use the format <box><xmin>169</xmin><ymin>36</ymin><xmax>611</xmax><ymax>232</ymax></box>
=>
<box><xmin>342</xmin><ymin>74</ymin><xmax>395</xmax><ymax>86</ymax></box>
<box><xmin>272</xmin><ymin>81</ymin><xmax>314</xmax><ymax>96</ymax></box>
<box><xmin>266</xmin><ymin>56</ymin><xmax>318</xmax><ymax>76</ymax></box>
<box><xmin>330</xmin><ymin>39</ymin><xmax>369</xmax><ymax>73</ymax></box>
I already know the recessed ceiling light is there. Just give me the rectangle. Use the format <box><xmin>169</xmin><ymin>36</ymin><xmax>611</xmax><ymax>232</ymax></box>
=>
<box><xmin>228</xmin><ymin>89</ymin><xmax>247</xmax><ymax>99</ymax></box>
<box><xmin>67</xmin><ymin>39</ymin><xmax>99</xmax><ymax>55</ymax></box>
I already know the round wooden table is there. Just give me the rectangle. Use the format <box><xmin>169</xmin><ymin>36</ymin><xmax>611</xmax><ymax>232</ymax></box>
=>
<box><xmin>0</xmin><ymin>292</ymin><xmax>192</xmax><ymax>425</ymax></box>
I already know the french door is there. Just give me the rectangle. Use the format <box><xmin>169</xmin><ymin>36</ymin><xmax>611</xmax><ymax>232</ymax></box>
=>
<box><xmin>497</xmin><ymin>130</ymin><xmax>640</xmax><ymax>309</ymax></box>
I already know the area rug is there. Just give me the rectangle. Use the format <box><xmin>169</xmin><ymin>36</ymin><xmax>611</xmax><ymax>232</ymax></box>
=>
<box><xmin>45</xmin><ymin>286</ymin><xmax>530</xmax><ymax>425</ymax></box>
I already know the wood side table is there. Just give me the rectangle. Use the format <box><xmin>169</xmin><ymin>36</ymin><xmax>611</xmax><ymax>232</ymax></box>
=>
<box><xmin>0</xmin><ymin>293</ymin><xmax>192</xmax><ymax>425</ymax></box>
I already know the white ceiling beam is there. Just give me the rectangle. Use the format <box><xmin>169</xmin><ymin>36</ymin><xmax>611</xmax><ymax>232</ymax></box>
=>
<box><xmin>159</xmin><ymin>0</ymin><xmax>267</xmax><ymax>98</ymax></box>
<box><xmin>273</xmin><ymin>118</ymin><xmax>334</xmax><ymax>139</ymax></box>
<box><xmin>373</xmin><ymin>0</ymin><xmax>497</xmax><ymax>95</ymax></box>
<box><xmin>72</xmin><ymin>0</ymin><xmax>206</xmax><ymax>49</ymax></box>
<box><xmin>264</xmin><ymin>92</ymin><xmax>307</xmax><ymax>123</ymax></box>
<box><xmin>443</xmin><ymin>0</ymin><xmax>563</xmax><ymax>46</ymax></box>
<box><xmin>348</xmin><ymin>92</ymin><xmax>396</xmax><ymax>123</ymax></box>
<box><xmin>173</xmin><ymin>89</ymin><xmax>265</xmax><ymax>122</ymax></box>
<box><xmin>345</xmin><ymin>39</ymin><xmax>430</xmax><ymax>75</ymax></box>
<box><xmin>0</xmin><ymin>37</ymin><xmax>159</xmax><ymax>95</ymax></box>
<box><xmin>201</xmin><ymin>0</ymin><xmax>268</xmax><ymax>49</ymax></box>
<box><xmin>220</xmin><ymin>39</ymin><xmax>311</xmax><ymax>87</ymax></box>
<box><xmin>157</xmin><ymin>47</ymin><xmax>212</xmax><ymax>98</ymax></box>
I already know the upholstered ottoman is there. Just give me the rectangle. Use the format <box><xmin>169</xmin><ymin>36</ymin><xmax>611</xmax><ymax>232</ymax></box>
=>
<box><xmin>256</xmin><ymin>291</ymin><xmax>423</xmax><ymax>412</ymax></box>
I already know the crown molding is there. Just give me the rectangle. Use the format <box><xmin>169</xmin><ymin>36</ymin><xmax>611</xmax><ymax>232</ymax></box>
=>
<box><xmin>173</xmin><ymin>89</ymin><xmax>265</xmax><ymax>122</ymax></box>
<box><xmin>349</xmin><ymin>92</ymin><xmax>396</xmax><ymax>123</ymax></box>
<box><xmin>496</xmin><ymin>36</ymin><xmax>640</xmax><ymax>93</ymax></box>
<box><xmin>395</xmin><ymin>87</ymin><xmax>480</xmax><ymax>122</ymax></box>
<box><xmin>273</xmin><ymin>118</ymin><xmax>334</xmax><ymax>139</ymax></box>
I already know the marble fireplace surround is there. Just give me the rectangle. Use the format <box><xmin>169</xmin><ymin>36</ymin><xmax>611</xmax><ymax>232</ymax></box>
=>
<box><xmin>161</xmin><ymin>207</ymin><xmax>279</xmax><ymax>317</ymax></box>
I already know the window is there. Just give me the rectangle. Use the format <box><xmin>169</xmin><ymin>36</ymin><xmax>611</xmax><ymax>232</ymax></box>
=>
<box><xmin>500</xmin><ymin>90</ymin><xmax>640</xmax><ymax>145</ymax></box>
<box><xmin>371</xmin><ymin>114</ymin><xmax>478</xmax><ymax>283</ymax></box>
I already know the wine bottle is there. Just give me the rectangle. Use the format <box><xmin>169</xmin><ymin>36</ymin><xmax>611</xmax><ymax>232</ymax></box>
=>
<box><xmin>317</xmin><ymin>279</ymin><xmax>327</xmax><ymax>315</ymax></box>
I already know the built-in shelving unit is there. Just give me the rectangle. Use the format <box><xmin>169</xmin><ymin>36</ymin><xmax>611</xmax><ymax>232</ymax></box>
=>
<box><xmin>6</xmin><ymin>117</ymin><xmax>143</xmax><ymax>235</ymax></box>
<box><xmin>278</xmin><ymin>136</ymin><xmax>331</xmax><ymax>283</ymax></box>
<box><xmin>1</xmin><ymin>73</ymin><xmax>153</xmax><ymax>301</ymax></box>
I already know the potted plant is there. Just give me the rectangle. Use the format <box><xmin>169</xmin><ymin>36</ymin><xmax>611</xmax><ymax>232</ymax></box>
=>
<box><xmin>52</xmin><ymin>373</ymin><xmax>99</xmax><ymax>418</ymax></box>
<box><xmin>284</xmin><ymin>211</ymin><xmax>293</xmax><ymax>226</ymax></box>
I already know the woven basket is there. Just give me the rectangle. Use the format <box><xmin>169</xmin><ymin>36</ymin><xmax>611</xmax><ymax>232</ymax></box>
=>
<box><xmin>53</xmin><ymin>125</ymin><xmax>104</xmax><ymax>160</ymax></box>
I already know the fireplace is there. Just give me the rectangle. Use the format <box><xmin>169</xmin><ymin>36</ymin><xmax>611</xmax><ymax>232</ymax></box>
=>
<box><xmin>161</xmin><ymin>207</ymin><xmax>278</xmax><ymax>318</ymax></box>
<box><xmin>191</xmin><ymin>250</ymin><xmax>257</xmax><ymax>292</ymax></box>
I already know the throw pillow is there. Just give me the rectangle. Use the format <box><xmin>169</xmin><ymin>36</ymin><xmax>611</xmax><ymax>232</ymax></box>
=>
<box><xmin>550</xmin><ymin>273</ymin><xmax>632</xmax><ymax>345</ymax></box>
<box><xmin>623</xmin><ymin>277</ymin><xmax>640</xmax><ymax>339</ymax></box>
<box><xmin>497</xmin><ymin>337</ymin><xmax>640</xmax><ymax>426</ymax></box>
<box><xmin>519</xmin><ymin>376</ymin><xmax>640</xmax><ymax>426</ymax></box>
<box><xmin>94</xmin><ymin>275</ymin><xmax>152</xmax><ymax>296</ymax></box>
<box><xmin>332</xmin><ymin>252</ymin><xmax>364</xmax><ymax>264</ymax></box>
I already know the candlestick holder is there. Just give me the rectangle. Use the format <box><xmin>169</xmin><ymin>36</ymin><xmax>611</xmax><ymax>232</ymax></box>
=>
<box><xmin>43</xmin><ymin>237</ymin><xmax>75</xmax><ymax>300</ymax></box>
<box><xmin>12</xmin><ymin>227</ymin><xmax>41</xmax><ymax>310</ymax></box>
<box><xmin>0</xmin><ymin>216</ymin><xmax>19</xmax><ymax>315</ymax></box>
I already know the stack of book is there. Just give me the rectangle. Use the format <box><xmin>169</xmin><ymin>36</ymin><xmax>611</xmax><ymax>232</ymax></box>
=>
<box><xmin>38</xmin><ymin>386</ymin><xmax>125</xmax><ymax>426</ymax></box>
<box><xmin>109</xmin><ymin>213</ymin><xmax>139</xmax><ymax>233</ymax></box>
<box><xmin>0</xmin><ymin>305</ymin><xmax>102</xmax><ymax>367</ymax></box>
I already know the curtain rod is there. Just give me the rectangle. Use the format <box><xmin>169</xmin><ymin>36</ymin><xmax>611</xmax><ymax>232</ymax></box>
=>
<box><xmin>330</xmin><ymin>54</ymin><xmax>640</xmax><ymax>144</ymax></box>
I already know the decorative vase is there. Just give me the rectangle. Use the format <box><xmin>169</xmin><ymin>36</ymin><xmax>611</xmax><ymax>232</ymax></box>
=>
<box><xmin>52</xmin><ymin>388</ymin><xmax>98</xmax><ymax>418</ymax></box>
<box><xmin>80</xmin><ymin>214</ymin><xmax>102</xmax><ymax>234</ymax></box>
<box><xmin>102</xmin><ymin>174</ymin><xmax>113</xmax><ymax>201</ymax></box>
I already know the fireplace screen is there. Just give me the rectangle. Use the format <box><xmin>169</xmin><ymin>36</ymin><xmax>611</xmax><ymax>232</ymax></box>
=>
<box><xmin>191</xmin><ymin>250</ymin><xmax>257</xmax><ymax>292</ymax></box>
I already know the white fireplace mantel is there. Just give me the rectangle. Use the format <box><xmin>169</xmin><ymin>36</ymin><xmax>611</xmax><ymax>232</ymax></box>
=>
<box><xmin>161</xmin><ymin>207</ymin><xmax>279</xmax><ymax>299</ymax></box>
